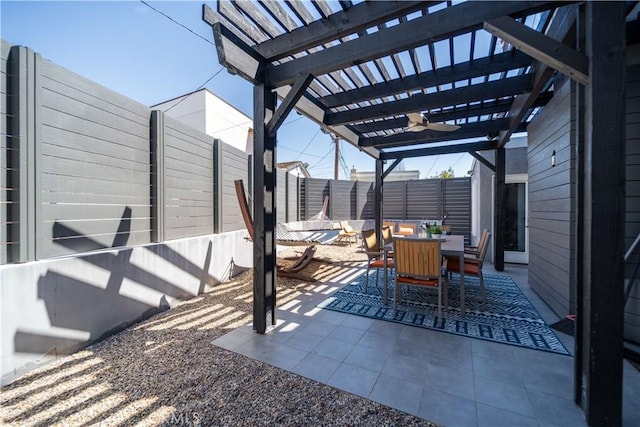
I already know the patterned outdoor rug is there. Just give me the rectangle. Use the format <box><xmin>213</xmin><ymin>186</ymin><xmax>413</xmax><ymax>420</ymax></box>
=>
<box><xmin>318</xmin><ymin>272</ymin><xmax>570</xmax><ymax>355</ymax></box>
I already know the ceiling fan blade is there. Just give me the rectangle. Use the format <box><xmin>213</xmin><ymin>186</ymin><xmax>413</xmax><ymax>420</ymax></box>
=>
<box><xmin>408</xmin><ymin>122</ymin><xmax>428</xmax><ymax>132</ymax></box>
<box><xmin>426</xmin><ymin>122</ymin><xmax>461</xmax><ymax>132</ymax></box>
<box><xmin>407</xmin><ymin>112</ymin><xmax>424</xmax><ymax>123</ymax></box>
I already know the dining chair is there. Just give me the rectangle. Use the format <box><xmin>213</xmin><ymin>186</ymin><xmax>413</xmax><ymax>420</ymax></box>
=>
<box><xmin>393</xmin><ymin>237</ymin><xmax>445</xmax><ymax>318</ymax></box>
<box><xmin>396</xmin><ymin>223</ymin><xmax>416</xmax><ymax>236</ymax></box>
<box><xmin>446</xmin><ymin>230</ymin><xmax>490</xmax><ymax>301</ymax></box>
<box><xmin>383</xmin><ymin>221</ymin><xmax>396</xmax><ymax>234</ymax></box>
<box><xmin>440</xmin><ymin>224</ymin><xmax>451</xmax><ymax>234</ymax></box>
<box><xmin>361</xmin><ymin>229</ymin><xmax>394</xmax><ymax>294</ymax></box>
<box><xmin>465</xmin><ymin>228</ymin><xmax>488</xmax><ymax>256</ymax></box>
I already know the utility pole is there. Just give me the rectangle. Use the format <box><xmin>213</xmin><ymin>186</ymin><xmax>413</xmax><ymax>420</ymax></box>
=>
<box><xmin>333</xmin><ymin>134</ymin><xmax>340</xmax><ymax>180</ymax></box>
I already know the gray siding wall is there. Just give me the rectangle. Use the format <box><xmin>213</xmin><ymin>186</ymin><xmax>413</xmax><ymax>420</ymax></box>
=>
<box><xmin>625</xmin><ymin>64</ymin><xmax>640</xmax><ymax>343</ymax></box>
<box><xmin>37</xmin><ymin>56</ymin><xmax>151</xmax><ymax>258</ymax></box>
<box><xmin>1</xmin><ymin>41</ymin><xmax>10</xmax><ymax>263</ymax></box>
<box><xmin>215</xmin><ymin>140</ymin><xmax>249</xmax><ymax>233</ymax></box>
<box><xmin>527</xmin><ymin>78</ymin><xmax>575</xmax><ymax>317</ymax></box>
<box><xmin>164</xmin><ymin>116</ymin><xmax>214</xmax><ymax>240</ymax></box>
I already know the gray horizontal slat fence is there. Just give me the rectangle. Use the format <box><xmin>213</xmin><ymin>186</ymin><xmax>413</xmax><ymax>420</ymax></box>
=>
<box><xmin>286</xmin><ymin>173</ymin><xmax>298</xmax><ymax>222</ymax></box>
<box><xmin>1</xmin><ymin>41</ymin><xmax>10</xmax><ymax>263</ymax></box>
<box><xmin>330</xmin><ymin>180</ymin><xmax>355</xmax><ymax>220</ymax></box>
<box><xmin>406</xmin><ymin>179</ymin><xmax>440</xmax><ymax>220</ymax></box>
<box><xmin>357</xmin><ymin>181</ymin><xmax>373</xmax><ymax>219</ymax></box>
<box><xmin>164</xmin><ymin>115</ymin><xmax>214</xmax><ymax>240</ymax></box>
<box><xmin>277</xmin><ymin>168</ymin><xmax>287</xmax><ymax>224</ymax></box>
<box><xmin>304</xmin><ymin>178</ymin><xmax>330</xmax><ymax>219</ymax></box>
<box><xmin>383</xmin><ymin>181</ymin><xmax>406</xmax><ymax>219</ymax></box>
<box><xmin>215</xmin><ymin>139</ymin><xmax>249</xmax><ymax>233</ymax></box>
<box><xmin>443</xmin><ymin>178</ymin><xmax>471</xmax><ymax>243</ymax></box>
<box><xmin>37</xmin><ymin>56</ymin><xmax>151</xmax><ymax>258</ymax></box>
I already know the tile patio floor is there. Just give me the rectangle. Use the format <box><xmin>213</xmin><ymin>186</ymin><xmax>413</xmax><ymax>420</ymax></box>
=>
<box><xmin>212</xmin><ymin>263</ymin><xmax>640</xmax><ymax>426</ymax></box>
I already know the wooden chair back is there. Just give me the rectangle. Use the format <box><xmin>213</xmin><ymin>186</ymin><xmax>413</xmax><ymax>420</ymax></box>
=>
<box><xmin>361</xmin><ymin>229</ymin><xmax>380</xmax><ymax>256</ymax></box>
<box><xmin>477</xmin><ymin>231</ymin><xmax>491</xmax><ymax>266</ymax></box>
<box><xmin>440</xmin><ymin>224</ymin><xmax>451</xmax><ymax>233</ymax></box>
<box><xmin>397</xmin><ymin>223</ymin><xmax>416</xmax><ymax>236</ymax></box>
<box><xmin>394</xmin><ymin>238</ymin><xmax>441</xmax><ymax>280</ymax></box>
<box><xmin>381</xmin><ymin>225</ymin><xmax>393</xmax><ymax>245</ymax></box>
<box><xmin>383</xmin><ymin>221</ymin><xmax>396</xmax><ymax>233</ymax></box>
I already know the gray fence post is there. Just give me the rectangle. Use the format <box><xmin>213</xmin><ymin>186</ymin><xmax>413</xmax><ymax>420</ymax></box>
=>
<box><xmin>9</xmin><ymin>46</ymin><xmax>39</xmax><ymax>262</ymax></box>
<box><xmin>150</xmin><ymin>110</ymin><xmax>165</xmax><ymax>242</ymax></box>
<box><xmin>213</xmin><ymin>139</ymin><xmax>222</xmax><ymax>234</ymax></box>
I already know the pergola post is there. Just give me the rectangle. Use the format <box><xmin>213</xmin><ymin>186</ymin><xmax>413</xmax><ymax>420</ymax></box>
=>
<box><xmin>494</xmin><ymin>147</ymin><xmax>505</xmax><ymax>271</ymax></box>
<box><xmin>374</xmin><ymin>159</ymin><xmax>383</xmax><ymax>241</ymax></box>
<box><xmin>252</xmin><ymin>83</ymin><xmax>277</xmax><ymax>334</ymax></box>
<box><xmin>577</xmin><ymin>2</ymin><xmax>626</xmax><ymax>424</ymax></box>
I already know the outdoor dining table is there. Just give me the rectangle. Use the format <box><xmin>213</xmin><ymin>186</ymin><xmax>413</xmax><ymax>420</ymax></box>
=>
<box><xmin>383</xmin><ymin>234</ymin><xmax>466</xmax><ymax>313</ymax></box>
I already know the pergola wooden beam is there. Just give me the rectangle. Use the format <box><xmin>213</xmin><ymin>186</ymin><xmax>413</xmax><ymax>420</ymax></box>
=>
<box><xmin>359</xmin><ymin>119</ymin><xmax>511</xmax><ymax>148</ymax></box>
<box><xmin>484</xmin><ymin>16</ymin><xmax>588</xmax><ymax>85</ymax></box>
<box><xmin>319</xmin><ymin>50</ymin><xmax>533</xmax><ymax>108</ymax></box>
<box><xmin>250</xmin><ymin>1</ymin><xmax>429</xmax><ymax>61</ymax></box>
<box><xmin>326</xmin><ymin>74</ymin><xmax>533</xmax><ymax>126</ymax></box>
<box><xmin>350</xmin><ymin>93</ymin><xmax>553</xmax><ymax>134</ymax></box>
<box><xmin>272</xmin><ymin>86</ymin><xmax>380</xmax><ymax>159</ymax></box>
<box><xmin>380</xmin><ymin>140</ymin><xmax>497</xmax><ymax>160</ymax></box>
<box><xmin>266</xmin><ymin>73</ymin><xmax>313</xmax><ymax>137</ymax></box>
<box><xmin>496</xmin><ymin>4</ymin><xmax>578</xmax><ymax>147</ymax></box>
<box><xmin>212</xmin><ymin>22</ymin><xmax>266</xmax><ymax>84</ymax></box>
<box><xmin>381</xmin><ymin>158</ymin><xmax>403</xmax><ymax>180</ymax></box>
<box><xmin>469</xmin><ymin>151</ymin><xmax>496</xmax><ymax>172</ymax></box>
<box><xmin>264</xmin><ymin>1</ymin><xmax>558</xmax><ymax>87</ymax></box>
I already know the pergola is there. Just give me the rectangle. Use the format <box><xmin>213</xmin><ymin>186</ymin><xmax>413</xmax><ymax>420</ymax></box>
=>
<box><xmin>204</xmin><ymin>1</ymin><xmax>632</xmax><ymax>424</ymax></box>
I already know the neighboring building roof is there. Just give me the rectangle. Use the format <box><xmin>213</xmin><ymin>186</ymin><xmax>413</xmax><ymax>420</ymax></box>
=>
<box><xmin>151</xmin><ymin>88</ymin><xmax>250</xmax><ymax>119</ymax></box>
<box><xmin>350</xmin><ymin>168</ymin><xmax>420</xmax><ymax>182</ymax></box>
<box><xmin>277</xmin><ymin>161</ymin><xmax>312</xmax><ymax>178</ymax></box>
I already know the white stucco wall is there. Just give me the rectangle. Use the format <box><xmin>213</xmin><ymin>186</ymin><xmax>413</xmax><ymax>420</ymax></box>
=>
<box><xmin>1</xmin><ymin>231</ymin><xmax>253</xmax><ymax>385</ymax></box>
<box><xmin>153</xmin><ymin>89</ymin><xmax>252</xmax><ymax>154</ymax></box>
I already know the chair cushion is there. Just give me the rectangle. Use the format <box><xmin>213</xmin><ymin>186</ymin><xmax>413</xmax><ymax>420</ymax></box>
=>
<box><xmin>446</xmin><ymin>258</ymin><xmax>480</xmax><ymax>275</ymax></box>
<box><xmin>370</xmin><ymin>259</ymin><xmax>394</xmax><ymax>268</ymax></box>
<box><xmin>397</xmin><ymin>276</ymin><xmax>438</xmax><ymax>287</ymax></box>
<box><xmin>398</xmin><ymin>226</ymin><xmax>414</xmax><ymax>234</ymax></box>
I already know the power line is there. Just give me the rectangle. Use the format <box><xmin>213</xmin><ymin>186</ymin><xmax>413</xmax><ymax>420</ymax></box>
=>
<box><xmin>451</xmin><ymin>153</ymin><xmax>467</xmax><ymax>168</ymax></box>
<box><xmin>308</xmin><ymin>146</ymin><xmax>334</xmax><ymax>169</ymax></box>
<box><xmin>294</xmin><ymin>128</ymin><xmax>322</xmax><ymax>160</ymax></box>
<box><xmin>139</xmin><ymin>0</ymin><xmax>215</xmax><ymax>46</ymax></box>
<box><xmin>164</xmin><ymin>69</ymin><xmax>224</xmax><ymax>113</ymax></box>
<box><xmin>425</xmin><ymin>155</ymin><xmax>440</xmax><ymax>177</ymax></box>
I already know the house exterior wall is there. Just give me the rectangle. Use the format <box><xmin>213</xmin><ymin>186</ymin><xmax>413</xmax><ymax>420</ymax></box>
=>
<box><xmin>527</xmin><ymin>77</ymin><xmax>575</xmax><ymax>317</ymax></box>
<box><xmin>153</xmin><ymin>89</ymin><xmax>252</xmax><ymax>154</ymax></box>
<box><xmin>470</xmin><ymin>138</ymin><xmax>528</xmax><ymax>263</ymax></box>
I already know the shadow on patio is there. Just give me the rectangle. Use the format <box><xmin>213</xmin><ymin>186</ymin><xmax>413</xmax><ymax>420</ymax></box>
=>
<box><xmin>214</xmin><ymin>252</ymin><xmax>640</xmax><ymax>427</ymax></box>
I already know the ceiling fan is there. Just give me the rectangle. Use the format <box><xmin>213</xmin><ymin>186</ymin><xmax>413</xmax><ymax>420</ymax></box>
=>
<box><xmin>406</xmin><ymin>112</ymin><xmax>461</xmax><ymax>132</ymax></box>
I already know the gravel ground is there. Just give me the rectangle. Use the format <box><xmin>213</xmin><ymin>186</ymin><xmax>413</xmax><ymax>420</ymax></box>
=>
<box><xmin>1</xmin><ymin>243</ymin><xmax>438</xmax><ymax>427</ymax></box>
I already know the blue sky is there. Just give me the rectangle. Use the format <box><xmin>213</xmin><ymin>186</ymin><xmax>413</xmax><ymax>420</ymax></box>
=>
<box><xmin>1</xmin><ymin>0</ymin><xmax>475</xmax><ymax>179</ymax></box>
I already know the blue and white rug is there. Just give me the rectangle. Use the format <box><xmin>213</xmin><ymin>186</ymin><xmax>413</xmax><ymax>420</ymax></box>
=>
<box><xmin>318</xmin><ymin>272</ymin><xmax>570</xmax><ymax>355</ymax></box>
